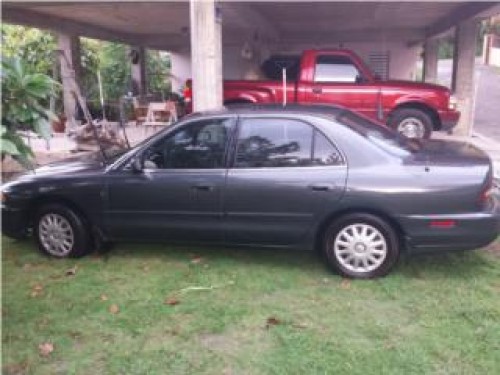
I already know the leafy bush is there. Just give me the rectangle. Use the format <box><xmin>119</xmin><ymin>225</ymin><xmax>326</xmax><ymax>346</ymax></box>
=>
<box><xmin>1</xmin><ymin>57</ymin><xmax>58</xmax><ymax>166</ymax></box>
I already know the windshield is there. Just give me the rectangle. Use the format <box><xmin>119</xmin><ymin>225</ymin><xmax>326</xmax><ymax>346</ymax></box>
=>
<box><xmin>335</xmin><ymin>111</ymin><xmax>422</xmax><ymax>155</ymax></box>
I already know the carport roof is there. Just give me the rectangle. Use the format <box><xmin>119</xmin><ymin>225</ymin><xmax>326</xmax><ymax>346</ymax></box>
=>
<box><xmin>3</xmin><ymin>1</ymin><xmax>500</xmax><ymax>50</ymax></box>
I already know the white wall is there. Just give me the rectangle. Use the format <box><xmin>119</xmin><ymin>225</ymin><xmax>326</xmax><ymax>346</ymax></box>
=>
<box><xmin>170</xmin><ymin>40</ymin><xmax>422</xmax><ymax>91</ymax></box>
<box><xmin>170</xmin><ymin>50</ymin><xmax>192</xmax><ymax>93</ymax></box>
<box><xmin>271</xmin><ymin>41</ymin><xmax>421</xmax><ymax>80</ymax></box>
<box><xmin>491</xmin><ymin>47</ymin><xmax>500</xmax><ymax>67</ymax></box>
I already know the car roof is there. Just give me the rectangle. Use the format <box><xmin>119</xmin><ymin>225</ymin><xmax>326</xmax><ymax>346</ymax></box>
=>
<box><xmin>190</xmin><ymin>103</ymin><xmax>346</xmax><ymax>119</ymax></box>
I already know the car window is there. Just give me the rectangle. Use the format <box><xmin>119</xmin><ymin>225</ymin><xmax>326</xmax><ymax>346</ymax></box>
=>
<box><xmin>336</xmin><ymin>110</ymin><xmax>422</xmax><ymax>155</ymax></box>
<box><xmin>314</xmin><ymin>55</ymin><xmax>361</xmax><ymax>83</ymax></box>
<box><xmin>312</xmin><ymin>131</ymin><xmax>343</xmax><ymax>165</ymax></box>
<box><xmin>235</xmin><ymin>118</ymin><xmax>313</xmax><ymax>168</ymax></box>
<box><xmin>143</xmin><ymin>118</ymin><xmax>233</xmax><ymax>169</ymax></box>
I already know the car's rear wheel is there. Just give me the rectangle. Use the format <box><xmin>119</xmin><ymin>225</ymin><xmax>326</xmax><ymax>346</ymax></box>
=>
<box><xmin>34</xmin><ymin>204</ymin><xmax>91</xmax><ymax>258</ymax></box>
<box><xmin>388</xmin><ymin>108</ymin><xmax>433</xmax><ymax>139</ymax></box>
<box><xmin>323</xmin><ymin>213</ymin><xmax>400</xmax><ymax>278</ymax></box>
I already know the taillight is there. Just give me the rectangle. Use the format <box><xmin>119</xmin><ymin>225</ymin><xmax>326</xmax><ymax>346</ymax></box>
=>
<box><xmin>477</xmin><ymin>172</ymin><xmax>493</xmax><ymax>208</ymax></box>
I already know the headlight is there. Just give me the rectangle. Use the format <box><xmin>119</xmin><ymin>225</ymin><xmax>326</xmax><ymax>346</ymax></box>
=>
<box><xmin>448</xmin><ymin>95</ymin><xmax>458</xmax><ymax>110</ymax></box>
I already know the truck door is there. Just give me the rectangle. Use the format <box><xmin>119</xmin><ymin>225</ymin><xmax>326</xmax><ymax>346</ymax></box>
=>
<box><xmin>300</xmin><ymin>53</ymin><xmax>379</xmax><ymax>120</ymax></box>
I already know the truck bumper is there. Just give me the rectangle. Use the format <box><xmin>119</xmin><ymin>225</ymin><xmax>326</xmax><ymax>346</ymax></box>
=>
<box><xmin>438</xmin><ymin>109</ymin><xmax>460</xmax><ymax>131</ymax></box>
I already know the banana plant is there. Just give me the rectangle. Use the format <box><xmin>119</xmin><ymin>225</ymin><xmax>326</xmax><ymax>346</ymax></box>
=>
<box><xmin>1</xmin><ymin>57</ymin><xmax>59</xmax><ymax>167</ymax></box>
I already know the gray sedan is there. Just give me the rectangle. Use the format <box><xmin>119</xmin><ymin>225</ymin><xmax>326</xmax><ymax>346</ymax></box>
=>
<box><xmin>2</xmin><ymin>104</ymin><xmax>499</xmax><ymax>278</ymax></box>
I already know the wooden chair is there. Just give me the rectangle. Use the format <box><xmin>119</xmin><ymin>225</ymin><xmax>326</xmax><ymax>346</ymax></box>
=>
<box><xmin>143</xmin><ymin>100</ymin><xmax>178</xmax><ymax>135</ymax></box>
<box><xmin>132</xmin><ymin>97</ymin><xmax>148</xmax><ymax>126</ymax></box>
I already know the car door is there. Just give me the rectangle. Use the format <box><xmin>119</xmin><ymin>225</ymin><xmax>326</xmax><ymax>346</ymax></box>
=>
<box><xmin>224</xmin><ymin>116</ymin><xmax>347</xmax><ymax>246</ymax></box>
<box><xmin>301</xmin><ymin>54</ymin><xmax>379</xmax><ymax>120</ymax></box>
<box><xmin>104</xmin><ymin>117</ymin><xmax>235</xmax><ymax>243</ymax></box>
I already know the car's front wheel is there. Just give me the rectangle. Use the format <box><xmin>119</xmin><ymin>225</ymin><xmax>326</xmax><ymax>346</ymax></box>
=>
<box><xmin>323</xmin><ymin>213</ymin><xmax>400</xmax><ymax>278</ymax></box>
<box><xmin>34</xmin><ymin>203</ymin><xmax>91</xmax><ymax>258</ymax></box>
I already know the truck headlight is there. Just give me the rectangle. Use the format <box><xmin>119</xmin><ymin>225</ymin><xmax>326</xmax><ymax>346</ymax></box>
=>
<box><xmin>449</xmin><ymin>95</ymin><xmax>458</xmax><ymax>110</ymax></box>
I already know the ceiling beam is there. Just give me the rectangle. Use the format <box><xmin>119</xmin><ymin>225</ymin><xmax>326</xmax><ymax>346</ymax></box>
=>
<box><xmin>280</xmin><ymin>28</ymin><xmax>426</xmax><ymax>45</ymax></box>
<box><xmin>222</xmin><ymin>2</ymin><xmax>280</xmax><ymax>42</ymax></box>
<box><xmin>2</xmin><ymin>5</ymin><xmax>189</xmax><ymax>51</ymax></box>
<box><xmin>3</xmin><ymin>6</ymin><xmax>139</xmax><ymax>45</ymax></box>
<box><xmin>426</xmin><ymin>2</ymin><xmax>498</xmax><ymax>38</ymax></box>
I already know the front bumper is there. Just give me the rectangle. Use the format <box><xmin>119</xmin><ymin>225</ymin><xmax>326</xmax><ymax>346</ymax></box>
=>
<box><xmin>398</xmin><ymin>198</ymin><xmax>500</xmax><ymax>254</ymax></box>
<box><xmin>438</xmin><ymin>109</ymin><xmax>460</xmax><ymax>131</ymax></box>
<box><xmin>1</xmin><ymin>205</ymin><xmax>28</xmax><ymax>239</ymax></box>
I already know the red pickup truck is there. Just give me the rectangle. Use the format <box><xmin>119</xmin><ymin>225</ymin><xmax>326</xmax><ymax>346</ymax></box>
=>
<box><xmin>220</xmin><ymin>49</ymin><xmax>459</xmax><ymax>139</ymax></box>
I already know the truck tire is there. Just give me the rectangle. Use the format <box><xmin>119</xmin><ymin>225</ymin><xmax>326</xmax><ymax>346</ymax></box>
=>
<box><xmin>388</xmin><ymin>108</ymin><xmax>433</xmax><ymax>139</ymax></box>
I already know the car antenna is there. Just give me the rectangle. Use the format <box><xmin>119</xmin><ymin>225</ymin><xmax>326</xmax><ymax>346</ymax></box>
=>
<box><xmin>274</xmin><ymin>60</ymin><xmax>290</xmax><ymax>108</ymax></box>
<box><xmin>53</xmin><ymin>49</ymin><xmax>108</xmax><ymax>163</ymax></box>
<box><xmin>282</xmin><ymin>66</ymin><xmax>287</xmax><ymax>107</ymax></box>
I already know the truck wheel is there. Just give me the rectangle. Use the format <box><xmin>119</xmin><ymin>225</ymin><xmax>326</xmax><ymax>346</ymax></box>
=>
<box><xmin>389</xmin><ymin>108</ymin><xmax>433</xmax><ymax>139</ymax></box>
<box><xmin>322</xmin><ymin>213</ymin><xmax>400</xmax><ymax>279</ymax></box>
<box><xmin>34</xmin><ymin>203</ymin><xmax>91</xmax><ymax>258</ymax></box>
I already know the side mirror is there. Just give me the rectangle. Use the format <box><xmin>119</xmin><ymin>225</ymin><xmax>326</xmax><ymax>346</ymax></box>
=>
<box><xmin>130</xmin><ymin>155</ymin><xmax>143</xmax><ymax>173</ymax></box>
<box><xmin>355</xmin><ymin>75</ymin><xmax>368</xmax><ymax>84</ymax></box>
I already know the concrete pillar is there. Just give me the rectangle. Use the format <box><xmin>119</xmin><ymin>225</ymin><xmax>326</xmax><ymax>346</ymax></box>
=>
<box><xmin>483</xmin><ymin>34</ymin><xmax>493</xmax><ymax>65</ymax></box>
<box><xmin>57</xmin><ymin>33</ymin><xmax>82</xmax><ymax>131</ymax></box>
<box><xmin>423</xmin><ymin>38</ymin><xmax>439</xmax><ymax>83</ymax></box>
<box><xmin>131</xmin><ymin>46</ymin><xmax>147</xmax><ymax>96</ymax></box>
<box><xmin>189</xmin><ymin>0</ymin><xmax>223</xmax><ymax>111</ymax></box>
<box><xmin>451</xmin><ymin>19</ymin><xmax>479</xmax><ymax>136</ymax></box>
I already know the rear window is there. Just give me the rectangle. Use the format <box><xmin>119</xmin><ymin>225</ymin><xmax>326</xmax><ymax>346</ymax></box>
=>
<box><xmin>260</xmin><ymin>55</ymin><xmax>301</xmax><ymax>81</ymax></box>
<box><xmin>336</xmin><ymin>111</ymin><xmax>422</xmax><ymax>155</ymax></box>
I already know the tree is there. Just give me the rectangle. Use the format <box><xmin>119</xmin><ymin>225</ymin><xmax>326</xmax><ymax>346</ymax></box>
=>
<box><xmin>2</xmin><ymin>25</ymin><xmax>172</xmax><ymax>123</ymax></box>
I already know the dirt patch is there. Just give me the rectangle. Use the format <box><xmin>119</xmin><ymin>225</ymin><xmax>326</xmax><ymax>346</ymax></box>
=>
<box><xmin>199</xmin><ymin>332</ymin><xmax>241</xmax><ymax>354</ymax></box>
<box><xmin>483</xmin><ymin>239</ymin><xmax>500</xmax><ymax>257</ymax></box>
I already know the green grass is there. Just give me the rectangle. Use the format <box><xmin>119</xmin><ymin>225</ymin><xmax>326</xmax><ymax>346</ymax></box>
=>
<box><xmin>2</xmin><ymin>237</ymin><xmax>500</xmax><ymax>375</ymax></box>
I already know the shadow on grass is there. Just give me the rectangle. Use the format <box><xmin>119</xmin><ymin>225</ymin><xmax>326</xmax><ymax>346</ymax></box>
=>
<box><xmin>110</xmin><ymin>241</ymin><xmax>325</xmax><ymax>273</ymax></box>
<box><xmin>396</xmin><ymin>250</ymin><xmax>497</xmax><ymax>280</ymax></box>
<box><xmin>4</xmin><ymin>237</ymin><xmax>498</xmax><ymax>280</ymax></box>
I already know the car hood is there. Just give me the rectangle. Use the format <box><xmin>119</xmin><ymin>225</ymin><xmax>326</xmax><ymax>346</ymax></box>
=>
<box><xmin>35</xmin><ymin>157</ymin><xmax>106</xmax><ymax>176</ymax></box>
<box><xmin>6</xmin><ymin>153</ymin><xmax>107</xmax><ymax>185</ymax></box>
<box><xmin>409</xmin><ymin>139</ymin><xmax>491</xmax><ymax>166</ymax></box>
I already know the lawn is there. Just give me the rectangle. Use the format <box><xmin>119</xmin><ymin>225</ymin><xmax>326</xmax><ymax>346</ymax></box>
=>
<box><xmin>2</xmin><ymin>237</ymin><xmax>500</xmax><ymax>375</ymax></box>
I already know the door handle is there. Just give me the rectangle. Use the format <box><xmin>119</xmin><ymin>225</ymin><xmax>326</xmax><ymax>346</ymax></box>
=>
<box><xmin>309</xmin><ymin>183</ymin><xmax>335</xmax><ymax>192</ymax></box>
<box><xmin>191</xmin><ymin>184</ymin><xmax>214</xmax><ymax>192</ymax></box>
<box><xmin>312</xmin><ymin>87</ymin><xmax>322</xmax><ymax>94</ymax></box>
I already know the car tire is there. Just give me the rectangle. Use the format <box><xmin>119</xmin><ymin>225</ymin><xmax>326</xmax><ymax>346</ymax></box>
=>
<box><xmin>34</xmin><ymin>203</ymin><xmax>91</xmax><ymax>258</ymax></box>
<box><xmin>322</xmin><ymin>213</ymin><xmax>400</xmax><ymax>279</ymax></box>
<box><xmin>388</xmin><ymin>108</ymin><xmax>433</xmax><ymax>139</ymax></box>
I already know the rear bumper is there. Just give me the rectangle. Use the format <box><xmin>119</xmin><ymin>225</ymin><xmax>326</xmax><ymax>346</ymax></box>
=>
<box><xmin>398</xmin><ymin>199</ymin><xmax>500</xmax><ymax>254</ymax></box>
<box><xmin>438</xmin><ymin>109</ymin><xmax>460</xmax><ymax>131</ymax></box>
<box><xmin>1</xmin><ymin>205</ymin><xmax>28</xmax><ymax>239</ymax></box>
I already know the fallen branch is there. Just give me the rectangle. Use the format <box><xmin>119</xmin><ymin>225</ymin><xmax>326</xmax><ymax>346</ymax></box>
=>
<box><xmin>179</xmin><ymin>280</ymin><xmax>235</xmax><ymax>294</ymax></box>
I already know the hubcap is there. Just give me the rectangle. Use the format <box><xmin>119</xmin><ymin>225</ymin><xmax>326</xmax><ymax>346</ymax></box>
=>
<box><xmin>333</xmin><ymin>223</ymin><xmax>387</xmax><ymax>273</ymax></box>
<box><xmin>397</xmin><ymin>117</ymin><xmax>425</xmax><ymax>139</ymax></box>
<box><xmin>38</xmin><ymin>213</ymin><xmax>74</xmax><ymax>256</ymax></box>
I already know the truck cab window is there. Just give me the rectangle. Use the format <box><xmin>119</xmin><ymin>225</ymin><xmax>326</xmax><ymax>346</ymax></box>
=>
<box><xmin>314</xmin><ymin>55</ymin><xmax>362</xmax><ymax>83</ymax></box>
